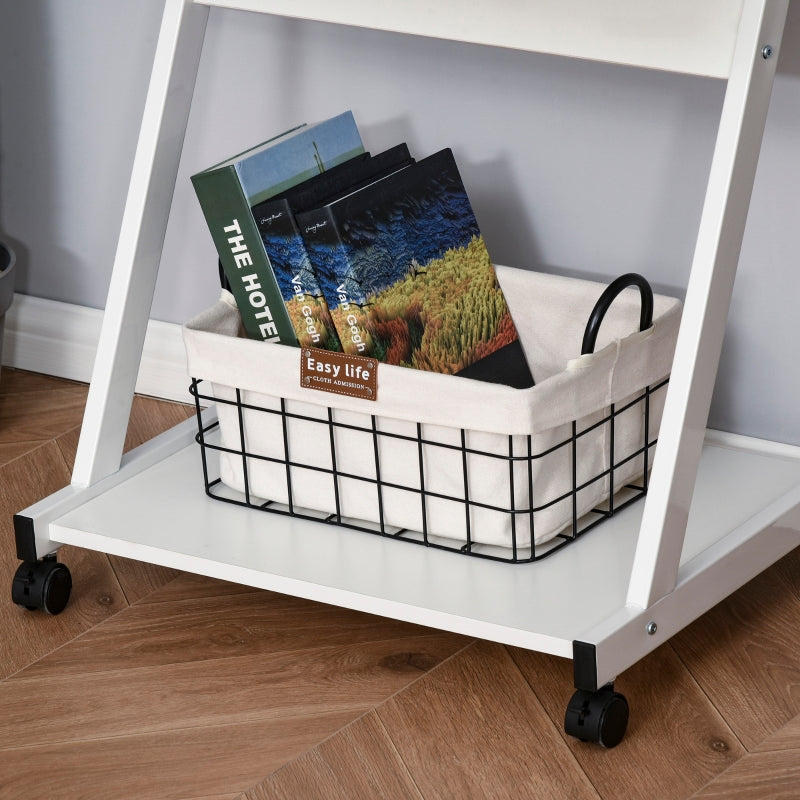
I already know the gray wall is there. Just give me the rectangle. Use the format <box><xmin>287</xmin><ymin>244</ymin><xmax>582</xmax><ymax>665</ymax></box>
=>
<box><xmin>1</xmin><ymin>1</ymin><xmax>799</xmax><ymax>443</ymax></box>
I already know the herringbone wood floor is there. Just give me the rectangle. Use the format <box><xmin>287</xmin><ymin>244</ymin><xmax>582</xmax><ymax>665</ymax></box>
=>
<box><xmin>1</xmin><ymin>367</ymin><xmax>799</xmax><ymax>799</ymax></box>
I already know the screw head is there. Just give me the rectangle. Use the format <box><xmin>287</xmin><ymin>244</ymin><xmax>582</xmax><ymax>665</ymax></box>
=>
<box><xmin>762</xmin><ymin>44</ymin><xmax>774</xmax><ymax>59</ymax></box>
<box><xmin>646</xmin><ymin>621</ymin><xmax>658</xmax><ymax>635</ymax></box>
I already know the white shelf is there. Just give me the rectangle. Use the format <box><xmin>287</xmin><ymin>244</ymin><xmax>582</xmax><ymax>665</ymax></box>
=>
<box><xmin>196</xmin><ymin>0</ymin><xmax>744</xmax><ymax>78</ymax></box>
<box><xmin>49</xmin><ymin>420</ymin><xmax>800</xmax><ymax>660</ymax></box>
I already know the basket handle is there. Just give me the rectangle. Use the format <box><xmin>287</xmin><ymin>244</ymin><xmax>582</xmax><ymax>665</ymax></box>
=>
<box><xmin>581</xmin><ymin>272</ymin><xmax>654</xmax><ymax>355</ymax></box>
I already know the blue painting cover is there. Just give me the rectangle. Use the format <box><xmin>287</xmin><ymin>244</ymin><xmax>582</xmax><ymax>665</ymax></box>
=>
<box><xmin>296</xmin><ymin>148</ymin><xmax>533</xmax><ymax>387</ymax></box>
<box><xmin>252</xmin><ymin>145</ymin><xmax>414</xmax><ymax>351</ymax></box>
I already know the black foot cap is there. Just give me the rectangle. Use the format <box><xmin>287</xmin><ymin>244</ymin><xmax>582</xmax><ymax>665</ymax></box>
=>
<box><xmin>564</xmin><ymin>685</ymin><xmax>629</xmax><ymax>748</ymax></box>
<box><xmin>12</xmin><ymin>556</ymin><xmax>72</xmax><ymax>615</ymax></box>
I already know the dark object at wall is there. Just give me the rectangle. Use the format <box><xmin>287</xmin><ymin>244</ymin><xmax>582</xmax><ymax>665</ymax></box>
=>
<box><xmin>0</xmin><ymin>241</ymin><xmax>16</xmax><ymax>382</ymax></box>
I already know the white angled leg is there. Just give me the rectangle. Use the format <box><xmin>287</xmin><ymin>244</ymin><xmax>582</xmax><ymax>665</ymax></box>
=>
<box><xmin>627</xmin><ymin>0</ymin><xmax>789</xmax><ymax>609</ymax></box>
<box><xmin>71</xmin><ymin>0</ymin><xmax>209</xmax><ymax>488</ymax></box>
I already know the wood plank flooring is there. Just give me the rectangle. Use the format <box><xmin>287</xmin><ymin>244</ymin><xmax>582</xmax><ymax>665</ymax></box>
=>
<box><xmin>1</xmin><ymin>367</ymin><xmax>799</xmax><ymax>799</ymax></box>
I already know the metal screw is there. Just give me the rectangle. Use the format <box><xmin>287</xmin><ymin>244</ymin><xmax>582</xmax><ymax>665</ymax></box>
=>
<box><xmin>762</xmin><ymin>45</ymin><xmax>774</xmax><ymax>59</ymax></box>
<box><xmin>646</xmin><ymin>621</ymin><xmax>658</xmax><ymax>635</ymax></box>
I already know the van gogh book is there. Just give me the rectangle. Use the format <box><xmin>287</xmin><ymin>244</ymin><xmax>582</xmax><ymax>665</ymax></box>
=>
<box><xmin>252</xmin><ymin>144</ymin><xmax>414</xmax><ymax>351</ymax></box>
<box><xmin>191</xmin><ymin>111</ymin><xmax>365</xmax><ymax>344</ymax></box>
<box><xmin>295</xmin><ymin>148</ymin><xmax>534</xmax><ymax>388</ymax></box>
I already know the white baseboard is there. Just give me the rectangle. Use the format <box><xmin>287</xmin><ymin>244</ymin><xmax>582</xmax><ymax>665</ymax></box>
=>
<box><xmin>1</xmin><ymin>293</ymin><xmax>191</xmax><ymax>404</ymax></box>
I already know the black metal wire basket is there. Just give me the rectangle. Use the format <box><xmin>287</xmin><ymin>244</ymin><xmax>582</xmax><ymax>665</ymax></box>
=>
<box><xmin>190</xmin><ymin>375</ymin><xmax>667</xmax><ymax>564</ymax></box>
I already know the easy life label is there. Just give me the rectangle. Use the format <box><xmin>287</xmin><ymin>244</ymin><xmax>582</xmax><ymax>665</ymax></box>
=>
<box><xmin>300</xmin><ymin>349</ymin><xmax>378</xmax><ymax>401</ymax></box>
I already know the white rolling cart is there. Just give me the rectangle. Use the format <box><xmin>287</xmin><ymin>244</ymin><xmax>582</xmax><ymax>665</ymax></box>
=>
<box><xmin>11</xmin><ymin>0</ymin><xmax>798</xmax><ymax>747</ymax></box>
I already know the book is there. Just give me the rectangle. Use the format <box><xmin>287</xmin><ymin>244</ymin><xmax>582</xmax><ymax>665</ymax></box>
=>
<box><xmin>191</xmin><ymin>111</ymin><xmax>365</xmax><ymax>344</ymax></box>
<box><xmin>296</xmin><ymin>148</ymin><xmax>534</xmax><ymax>388</ymax></box>
<box><xmin>261</xmin><ymin>143</ymin><xmax>413</xmax><ymax>216</ymax></box>
<box><xmin>251</xmin><ymin>144</ymin><xmax>415</xmax><ymax>351</ymax></box>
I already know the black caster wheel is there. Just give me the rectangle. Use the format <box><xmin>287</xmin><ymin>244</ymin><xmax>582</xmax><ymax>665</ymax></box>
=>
<box><xmin>11</xmin><ymin>555</ymin><xmax>72</xmax><ymax>615</ymax></box>
<box><xmin>564</xmin><ymin>685</ymin><xmax>629</xmax><ymax>748</ymax></box>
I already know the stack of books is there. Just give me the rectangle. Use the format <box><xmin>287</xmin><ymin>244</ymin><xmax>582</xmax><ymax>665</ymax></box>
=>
<box><xmin>191</xmin><ymin>111</ymin><xmax>533</xmax><ymax>388</ymax></box>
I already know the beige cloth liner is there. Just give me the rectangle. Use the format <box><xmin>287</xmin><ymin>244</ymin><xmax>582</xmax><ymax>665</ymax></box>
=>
<box><xmin>183</xmin><ymin>266</ymin><xmax>681</xmax><ymax>548</ymax></box>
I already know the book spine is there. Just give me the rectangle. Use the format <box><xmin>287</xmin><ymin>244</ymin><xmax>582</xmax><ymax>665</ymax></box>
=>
<box><xmin>255</xmin><ymin>199</ymin><xmax>342</xmax><ymax>351</ymax></box>
<box><xmin>296</xmin><ymin>206</ymin><xmax>373</xmax><ymax>357</ymax></box>
<box><xmin>191</xmin><ymin>167</ymin><xmax>297</xmax><ymax>345</ymax></box>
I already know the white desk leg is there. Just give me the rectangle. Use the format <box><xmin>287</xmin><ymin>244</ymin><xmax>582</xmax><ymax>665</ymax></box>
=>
<box><xmin>71</xmin><ymin>0</ymin><xmax>209</xmax><ymax>489</ymax></box>
<box><xmin>627</xmin><ymin>0</ymin><xmax>789</xmax><ymax>610</ymax></box>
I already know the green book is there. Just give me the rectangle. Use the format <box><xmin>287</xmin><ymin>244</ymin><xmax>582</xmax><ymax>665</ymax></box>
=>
<box><xmin>191</xmin><ymin>111</ymin><xmax>365</xmax><ymax>343</ymax></box>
